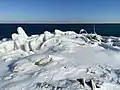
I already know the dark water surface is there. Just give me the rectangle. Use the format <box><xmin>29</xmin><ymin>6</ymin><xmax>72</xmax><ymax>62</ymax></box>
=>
<box><xmin>0</xmin><ymin>24</ymin><xmax>120</xmax><ymax>39</ymax></box>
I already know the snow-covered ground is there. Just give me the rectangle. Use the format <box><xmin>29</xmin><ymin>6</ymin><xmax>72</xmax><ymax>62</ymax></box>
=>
<box><xmin>0</xmin><ymin>27</ymin><xmax>120</xmax><ymax>90</ymax></box>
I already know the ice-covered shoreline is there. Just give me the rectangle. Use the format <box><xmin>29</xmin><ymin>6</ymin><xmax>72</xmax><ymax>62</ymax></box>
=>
<box><xmin>0</xmin><ymin>27</ymin><xmax>120</xmax><ymax>90</ymax></box>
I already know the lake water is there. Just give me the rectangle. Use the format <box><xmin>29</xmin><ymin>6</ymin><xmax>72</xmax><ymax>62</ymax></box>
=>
<box><xmin>0</xmin><ymin>24</ymin><xmax>120</xmax><ymax>39</ymax></box>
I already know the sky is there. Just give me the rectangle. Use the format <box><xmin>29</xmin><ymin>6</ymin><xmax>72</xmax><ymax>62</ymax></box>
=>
<box><xmin>0</xmin><ymin>0</ymin><xmax>120</xmax><ymax>23</ymax></box>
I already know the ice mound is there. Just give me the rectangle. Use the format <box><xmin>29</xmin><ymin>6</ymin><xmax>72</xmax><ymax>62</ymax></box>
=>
<box><xmin>0</xmin><ymin>27</ymin><xmax>103</xmax><ymax>53</ymax></box>
<box><xmin>0</xmin><ymin>27</ymin><xmax>120</xmax><ymax>90</ymax></box>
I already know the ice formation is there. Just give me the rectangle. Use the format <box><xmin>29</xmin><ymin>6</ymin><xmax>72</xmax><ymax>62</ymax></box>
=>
<box><xmin>0</xmin><ymin>27</ymin><xmax>120</xmax><ymax>90</ymax></box>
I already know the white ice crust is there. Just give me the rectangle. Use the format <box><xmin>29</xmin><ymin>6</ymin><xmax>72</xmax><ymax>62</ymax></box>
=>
<box><xmin>0</xmin><ymin>27</ymin><xmax>120</xmax><ymax>90</ymax></box>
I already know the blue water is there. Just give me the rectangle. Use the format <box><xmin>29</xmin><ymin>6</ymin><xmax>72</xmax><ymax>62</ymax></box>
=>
<box><xmin>0</xmin><ymin>24</ymin><xmax>120</xmax><ymax>39</ymax></box>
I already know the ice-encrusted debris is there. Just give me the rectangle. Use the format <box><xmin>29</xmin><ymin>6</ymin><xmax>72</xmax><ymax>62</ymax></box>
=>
<box><xmin>34</xmin><ymin>55</ymin><xmax>52</xmax><ymax>66</ymax></box>
<box><xmin>1</xmin><ymin>27</ymin><xmax>120</xmax><ymax>90</ymax></box>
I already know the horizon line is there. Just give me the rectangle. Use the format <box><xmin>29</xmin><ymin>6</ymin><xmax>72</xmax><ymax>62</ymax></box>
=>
<box><xmin>1</xmin><ymin>21</ymin><xmax>120</xmax><ymax>24</ymax></box>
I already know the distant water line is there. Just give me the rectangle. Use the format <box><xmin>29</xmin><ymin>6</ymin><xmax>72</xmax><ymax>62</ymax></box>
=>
<box><xmin>0</xmin><ymin>23</ymin><xmax>120</xmax><ymax>39</ymax></box>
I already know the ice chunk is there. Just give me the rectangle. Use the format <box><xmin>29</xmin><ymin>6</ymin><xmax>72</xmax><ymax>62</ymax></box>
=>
<box><xmin>12</xmin><ymin>29</ymin><xmax>28</xmax><ymax>50</ymax></box>
<box><xmin>12</xmin><ymin>33</ymin><xmax>19</xmax><ymax>40</ymax></box>
<box><xmin>24</xmin><ymin>42</ymin><xmax>30</xmax><ymax>51</ymax></box>
<box><xmin>29</xmin><ymin>40</ymin><xmax>36</xmax><ymax>51</ymax></box>
<box><xmin>44</xmin><ymin>31</ymin><xmax>54</xmax><ymax>41</ymax></box>
<box><xmin>29</xmin><ymin>34</ymin><xmax>45</xmax><ymax>51</ymax></box>
<box><xmin>79</xmin><ymin>29</ymin><xmax>88</xmax><ymax>34</ymax></box>
<box><xmin>36</xmin><ymin>34</ymin><xmax>45</xmax><ymax>43</ymax></box>
<box><xmin>0</xmin><ymin>41</ymin><xmax>14</xmax><ymax>53</ymax></box>
<box><xmin>55</xmin><ymin>29</ymin><xmax>64</xmax><ymax>36</ymax></box>
<box><xmin>65</xmin><ymin>31</ymin><xmax>76</xmax><ymax>35</ymax></box>
<box><xmin>2</xmin><ymin>38</ymin><xmax>7</xmax><ymax>42</ymax></box>
<box><xmin>17</xmin><ymin>27</ymin><xmax>28</xmax><ymax>39</ymax></box>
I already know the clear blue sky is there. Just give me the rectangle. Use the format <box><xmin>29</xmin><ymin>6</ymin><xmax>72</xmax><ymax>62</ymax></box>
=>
<box><xmin>0</xmin><ymin>0</ymin><xmax>120</xmax><ymax>22</ymax></box>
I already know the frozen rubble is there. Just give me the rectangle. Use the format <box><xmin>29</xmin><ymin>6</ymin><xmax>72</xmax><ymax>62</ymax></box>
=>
<box><xmin>0</xmin><ymin>27</ymin><xmax>120</xmax><ymax>90</ymax></box>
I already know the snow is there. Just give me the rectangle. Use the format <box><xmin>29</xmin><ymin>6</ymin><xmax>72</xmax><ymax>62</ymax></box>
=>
<box><xmin>0</xmin><ymin>27</ymin><xmax>120</xmax><ymax>90</ymax></box>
